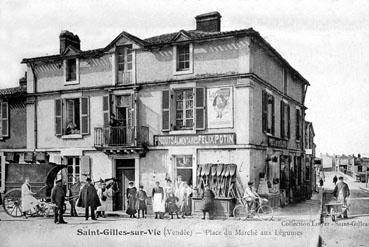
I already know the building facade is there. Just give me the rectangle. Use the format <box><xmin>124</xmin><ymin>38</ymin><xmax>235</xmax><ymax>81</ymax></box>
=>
<box><xmin>20</xmin><ymin>12</ymin><xmax>310</xmax><ymax>211</ymax></box>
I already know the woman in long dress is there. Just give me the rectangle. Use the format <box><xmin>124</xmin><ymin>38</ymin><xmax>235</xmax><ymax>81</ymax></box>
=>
<box><xmin>179</xmin><ymin>182</ymin><xmax>192</xmax><ymax>218</ymax></box>
<box><xmin>21</xmin><ymin>177</ymin><xmax>40</xmax><ymax>218</ymax></box>
<box><xmin>152</xmin><ymin>181</ymin><xmax>165</xmax><ymax>219</ymax></box>
<box><xmin>96</xmin><ymin>181</ymin><xmax>108</xmax><ymax>218</ymax></box>
<box><xmin>126</xmin><ymin>181</ymin><xmax>137</xmax><ymax>218</ymax></box>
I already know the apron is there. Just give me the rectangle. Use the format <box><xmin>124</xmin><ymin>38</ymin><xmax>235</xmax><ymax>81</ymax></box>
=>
<box><xmin>152</xmin><ymin>193</ymin><xmax>165</xmax><ymax>213</ymax></box>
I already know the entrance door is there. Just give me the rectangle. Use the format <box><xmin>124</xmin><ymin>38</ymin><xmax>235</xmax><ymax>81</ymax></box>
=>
<box><xmin>115</xmin><ymin>159</ymin><xmax>135</xmax><ymax>211</ymax></box>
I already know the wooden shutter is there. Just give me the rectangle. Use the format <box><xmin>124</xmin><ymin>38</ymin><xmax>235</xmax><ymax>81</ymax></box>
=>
<box><xmin>162</xmin><ymin>90</ymin><xmax>170</xmax><ymax>131</ymax></box>
<box><xmin>103</xmin><ymin>95</ymin><xmax>110</xmax><ymax>127</ymax></box>
<box><xmin>280</xmin><ymin>101</ymin><xmax>285</xmax><ymax>138</ymax></box>
<box><xmin>55</xmin><ymin>99</ymin><xmax>63</xmax><ymax>136</ymax></box>
<box><xmin>80</xmin><ymin>97</ymin><xmax>90</xmax><ymax>135</ymax></box>
<box><xmin>262</xmin><ymin>90</ymin><xmax>267</xmax><ymax>132</ymax></box>
<box><xmin>195</xmin><ymin>87</ymin><xmax>206</xmax><ymax>130</ymax></box>
<box><xmin>80</xmin><ymin>156</ymin><xmax>90</xmax><ymax>176</ymax></box>
<box><xmin>1</xmin><ymin>102</ymin><xmax>9</xmax><ymax>137</ymax></box>
<box><xmin>271</xmin><ymin>95</ymin><xmax>275</xmax><ymax>135</ymax></box>
<box><xmin>287</xmin><ymin>104</ymin><xmax>291</xmax><ymax>138</ymax></box>
<box><xmin>296</xmin><ymin>109</ymin><xmax>300</xmax><ymax>140</ymax></box>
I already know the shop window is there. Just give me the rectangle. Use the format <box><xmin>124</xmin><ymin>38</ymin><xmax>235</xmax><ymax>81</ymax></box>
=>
<box><xmin>262</xmin><ymin>90</ymin><xmax>275</xmax><ymax>135</ymax></box>
<box><xmin>55</xmin><ymin>97</ymin><xmax>90</xmax><ymax>137</ymax></box>
<box><xmin>116</xmin><ymin>45</ymin><xmax>133</xmax><ymax>84</ymax></box>
<box><xmin>66</xmin><ymin>157</ymin><xmax>80</xmax><ymax>188</ymax></box>
<box><xmin>162</xmin><ymin>88</ymin><xmax>205</xmax><ymax>131</ymax></box>
<box><xmin>280</xmin><ymin>101</ymin><xmax>290</xmax><ymax>139</ymax></box>
<box><xmin>296</xmin><ymin>108</ymin><xmax>301</xmax><ymax>141</ymax></box>
<box><xmin>175</xmin><ymin>155</ymin><xmax>193</xmax><ymax>186</ymax></box>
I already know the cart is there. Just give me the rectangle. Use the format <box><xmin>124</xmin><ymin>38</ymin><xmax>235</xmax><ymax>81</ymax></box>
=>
<box><xmin>325</xmin><ymin>201</ymin><xmax>347</xmax><ymax>222</ymax></box>
<box><xmin>2</xmin><ymin>163</ymin><xmax>67</xmax><ymax>217</ymax></box>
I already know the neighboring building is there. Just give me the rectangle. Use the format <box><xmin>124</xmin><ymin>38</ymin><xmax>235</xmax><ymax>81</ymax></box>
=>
<box><xmin>304</xmin><ymin>121</ymin><xmax>315</xmax><ymax>197</ymax></box>
<box><xmin>352</xmin><ymin>155</ymin><xmax>368</xmax><ymax>182</ymax></box>
<box><xmin>321</xmin><ymin>153</ymin><xmax>334</xmax><ymax>171</ymax></box>
<box><xmin>21</xmin><ymin>12</ymin><xmax>310</xmax><ymax>211</ymax></box>
<box><xmin>335</xmin><ymin>154</ymin><xmax>354</xmax><ymax>174</ymax></box>
<box><xmin>0</xmin><ymin>76</ymin><xmax>28</xmax><ymax>194</ymax></box>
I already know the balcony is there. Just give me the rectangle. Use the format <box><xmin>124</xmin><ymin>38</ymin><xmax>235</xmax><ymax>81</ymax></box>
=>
<box><xmin>94</xmin><ymin>126</ymin><xmax>148</xmax><ymax>147</ymax></box>
<box><xmin>117</xmin><ymin>71</ymin><xmax>133</xmax><ymax>85</ymax></box>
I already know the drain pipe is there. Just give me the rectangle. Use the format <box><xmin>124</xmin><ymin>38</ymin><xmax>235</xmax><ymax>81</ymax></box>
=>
<box><xmin>30</xmin><ymin>63</ymin><xmax>38</xmax><ymax>151</ymax></box>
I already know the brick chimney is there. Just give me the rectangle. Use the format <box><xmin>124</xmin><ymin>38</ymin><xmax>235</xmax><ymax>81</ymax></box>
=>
<box><xmin>19</xmin><ymin>72</ymin><xmax>27</xmax><ymax>88</ymax></box>
<box><xmin>195</xmin><ymin>11</ymin><xmax>222</xmax><ymax>32</ymax></box>
<box><xmin>59</xmin><ymin>30</ymin><xmax>80</xmax><ymax>54</ymax></box>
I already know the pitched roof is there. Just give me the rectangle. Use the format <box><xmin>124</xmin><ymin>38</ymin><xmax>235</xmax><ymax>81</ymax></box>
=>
<box><xmin>0</xmin><ymin>86</ymin><xmax>26</xmax><ymax>97</ymax></box>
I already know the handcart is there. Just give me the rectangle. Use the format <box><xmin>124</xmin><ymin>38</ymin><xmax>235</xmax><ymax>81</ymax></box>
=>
<box><xmin>325</xmin><ymin>201</ymin><xmax>348</xmax><ymax>222</ymax></box>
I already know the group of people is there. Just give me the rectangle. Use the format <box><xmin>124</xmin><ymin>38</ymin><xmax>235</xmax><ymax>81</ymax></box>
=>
<box><xmin>125</xmin><ymin>177</ymin><xmax>194</xmax><ymax>220</ymax></box>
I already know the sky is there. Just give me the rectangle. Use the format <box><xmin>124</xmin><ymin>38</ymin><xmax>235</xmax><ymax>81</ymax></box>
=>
<box><xmin>1</xmin><ymin>0</ymin><xmax>369</xmax><ymax>155</ymax></box>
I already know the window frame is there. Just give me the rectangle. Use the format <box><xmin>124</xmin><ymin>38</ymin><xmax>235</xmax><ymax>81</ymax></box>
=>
<box><xmin>66</xmin><ymin>156</ymin><xmax>80</xmax><ymax>188</ymax></box>
<box><xmin>173</xmin><ymin>43</ymin><xmax>194</xmax><ymax>75</ymax></box>
<box><xmin>295</xmin><ymin>107</ymin><xmax>302</xmax><ymax>142</ymax></box>
<box><xmin>262</xmin><ymin>90</ymin><xmax>275</xmax><ymax>136</ymax></box>
<box><xmin>64</xmin><ymin>58</ymin><xmax>80</xmax><ymax>85</ymax></box>
<box><xmin>174</xmin><ymin>88</ymin><xmax>194</xmax><ymax>130</ymax></box>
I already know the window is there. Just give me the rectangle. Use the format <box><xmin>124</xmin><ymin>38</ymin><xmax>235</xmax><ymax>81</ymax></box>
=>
<box><xmin>55</xmin><ymin>97</ymin><xmax>89</xmax><ymax>137</ymax></box>
<box><xmin>176</xmin><ymin>44</ymin><xmax>190</xmax><ymax>71</ymax></box>
<box><xmin>116</xmin><ymin>46</ymin><xmax>133</xmax><ymax>84</ymax></box>
<box><xmin>175</xmin><ymin>89</ymin><xmax>194</xmax><ymax>130</ymax></box>
<box><xmin>280</xmin><ymin>101</ymin><xmax>290</xmax><ymax>139</ymax></box>
<box><xmin>296</xmin><ymin>108</ymin><xmax>301</xmax><ymax>141</ymax></box>
<box><xmin>66</xmin><ymin>157</ymin><xmax>80</xmax><ymax>188</ymax></box>
<box><xmin>66</xmin><ymin>59</ymin><xmax>77</xmax><ymax>82</ymax></box>
<box><xmin>0</xmin><ymin>101</ymin><xmax>9</xmax><ymax>138</ymax></box>
<box><xmin>162</xmin><ymin>88</ymin><xmax>205</xmax><ymax>132</ymax></box>
<box><xmin>262</xmin><ymin>91</ymin><xmax>275</xmax><ymax>135</ymax></box>
<box><xmin>175</xmin><ymin>155</ymin><xmax>193</xmax><ymax>186</ymax></box>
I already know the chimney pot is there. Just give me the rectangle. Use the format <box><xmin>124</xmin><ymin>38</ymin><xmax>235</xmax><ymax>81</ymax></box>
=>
<box><xmin>59</xmin><ymin>30</ymin><xmax>81</xmax><ymax>54</ymax></box>
<box><xmin>195</xmin><ymin>11</ymin><xmax>222</xmax><ymax>32</ymax></box>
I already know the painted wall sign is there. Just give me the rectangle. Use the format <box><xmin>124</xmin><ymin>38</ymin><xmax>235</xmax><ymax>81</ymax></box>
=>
<box><xmin>268</xmin><ymin>136</ymin><xmax>288</xmax><ymax>149</ymax></box>
<box><xmin>154</xmin><ymin>133</ymin><xmax>236</xmax><ymax>146</ymax></box>
<box><xmin>207</xmin><ymin>87</ymin><xmax>233</xmax><ymax>128</ymax></box>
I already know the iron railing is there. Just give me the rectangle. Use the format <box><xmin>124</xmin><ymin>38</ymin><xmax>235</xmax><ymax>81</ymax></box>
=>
<box><xmin>117</xmin><ymin>71</ymin><xmax>133</xmax><ymax>85</ymax></box>
<box><xmin>94</xmin><ymin>126</ymin><xmax>149</xmax><ymax>147</ymax></box>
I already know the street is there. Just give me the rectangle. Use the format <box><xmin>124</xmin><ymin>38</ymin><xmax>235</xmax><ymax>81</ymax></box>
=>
<box><xmin>1</xmin><ymin>171</ymin><xmax>368</xmax><ymax>247</ymax></box>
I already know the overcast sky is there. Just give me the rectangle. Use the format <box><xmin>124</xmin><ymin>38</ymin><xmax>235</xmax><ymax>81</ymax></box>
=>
<box><xmin>1</xmin><ymin>0</ymin><xmax>368</xmax><ymax>155</ymax></box>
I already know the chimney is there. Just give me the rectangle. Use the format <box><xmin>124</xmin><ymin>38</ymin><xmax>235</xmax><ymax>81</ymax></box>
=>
<box><xmin>59</xmin><ymin>30</ymin><xmax>80</xmax><ymax>54</ymax></box>
<box><xmin>19</xmin><ymin>72</ymin><xmax>27</xmax><ymax>88</ymax></box>
<box><xmin>195</xmin><ymin>11</ymin><xmax>222</xmax><ymax>32</ymax></box>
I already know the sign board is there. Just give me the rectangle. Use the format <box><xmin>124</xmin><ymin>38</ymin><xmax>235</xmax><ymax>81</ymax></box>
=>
<box><xmin>268</xmin><ymin>136</ymin><xmax>288</xmax><ymax>149</ymax></box>
<box><xmin>154</xmin><ymin>133</ymin><xmax>236</xmax><ymax>146</ymax></box>
<box><xmin>305</xmin><ymin>149</ymin><xmax>313</xmax><ymax>155</ymax></box>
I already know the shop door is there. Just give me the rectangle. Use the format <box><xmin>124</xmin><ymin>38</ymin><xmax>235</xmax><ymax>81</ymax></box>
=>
<box><xmin>115</xmin><ymin>159</ymin><xmax>135</xmax><ymax>211</ymax></box>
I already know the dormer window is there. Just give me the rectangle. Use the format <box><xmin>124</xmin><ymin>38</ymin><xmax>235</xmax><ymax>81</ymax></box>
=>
<box><xmin>116</xmin><ymin>45</ymin><xmax>133</xmax><ymax>85</ymax></box>
<box><xmin>173</xmin><ymin>43</ymin><xmax>193</xmax><ymax>75</ymax></box>
<box><xmin>64</xmin><ymin>58</ymin><xmax>79</xmax><ymax>84</ymax></box>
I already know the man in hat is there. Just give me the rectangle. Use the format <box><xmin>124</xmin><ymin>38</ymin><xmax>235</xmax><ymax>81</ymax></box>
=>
<box><xmin>243</xmin><ymin>181</ymin><xmax>260</xmax><ymax>210</ymax></box>
<box><xmin>201</xmin><ymin>184</ymin><xmax>215</xmax><ymax>220</ymax></box>
<box><xmin>77</xmin><ymin>177</ymin><xmax>101</xmax><ymax>220</ymax></box>
<box><xmin>51</xmin><ymin>179</ymin><xmax>67</xmax><ymax>224</ymax></box>
<box><xmin>333</xmin><ymin>176</ymin><xmax>350</xmax><ymax>218</ymax></box>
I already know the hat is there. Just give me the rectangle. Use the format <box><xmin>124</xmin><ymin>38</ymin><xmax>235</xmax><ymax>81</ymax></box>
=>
<box><xmin>56</xmin><ymin>179</ymin><xmax>62</xmax><ymax>183</ymax></box>
<box><xmin>86</xmin><ymin>177</ymin><xmax>92</xmax><ymax>182</ymax></box>
<box><xmin>248</xmin><ymin>181</ymin><xmax>254</xmax><ymax>186</ymax></box>
<box><xmin>128</xmin><ymin>181</ymin><xmax>134</xmax><ymax>185</ymax></box>
<box><xmin>338</xmin><ymin>176</ymin><xmax>344</xmax><ymax>180</ymax></box>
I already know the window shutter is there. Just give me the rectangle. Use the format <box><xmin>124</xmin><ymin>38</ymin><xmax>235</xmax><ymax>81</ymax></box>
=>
<box><xmin>103</xmin><ymin>95</ymin><xmax>110</xmax><ymax>127</ymax></box>
<box><xmin>296</xmin><ymin>109</ymin><xmax>300</xmax><ymax>140</ymax></box>
<box><xmin>195</xmin><ymin>87</ymin><xmax>206</xmax><ymax>130</ymax></box>
<box><xmin>80</xmin><ymin>156</ymin><xmax>90</xmax><ymax>176</ymax></box>
<box><xmin>280</xmin><ymin>101</ymin><xmax>285</xmax><ymax>138</ymax></box>
<box><xmin>262</xmin><ymin>90</ymin><xmax>267</xmax><ymax>132</ymax></box>
<box><xmin>287</xmin><ymin>104</ymin><xmax>291</xmax><ymax>138</ymax></box>
<box><xmin>162</xmin><ymin>90</ymin><xmax>170</xmax><ymax>131</ymax></box>
<box><xmin>1</xmin><ymin>102</ymin><xmax>9</xmax><ymax>137</ymax></box>
<box><xmin>80</xmin><ymin>97</ymin><xmax>90</xmax><ymax>135</ymax></box>
<box><xmin>271</xmin><ymin>96</ymin><xmax>275</xmax><ymax>135</ymax></box>
<box><xmin>55</xmin><ymin>99</ymin><xmax>63</xmax><ymax>136</ymax></box>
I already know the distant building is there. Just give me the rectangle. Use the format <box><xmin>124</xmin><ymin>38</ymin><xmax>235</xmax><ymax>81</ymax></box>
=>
<box><xmin>321</xmin><ymin>153</ymin><xmax>334</xmax><ymax>171</ymax></box>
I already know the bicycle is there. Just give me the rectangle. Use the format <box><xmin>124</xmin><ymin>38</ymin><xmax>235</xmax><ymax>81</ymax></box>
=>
<box><xmin>233</xmin><ymin>196</ymin><xmax>274</xmax><ymax>221</ymax></box>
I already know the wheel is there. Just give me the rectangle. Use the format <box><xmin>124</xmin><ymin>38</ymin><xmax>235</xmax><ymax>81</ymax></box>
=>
<box><xmin>257</xmin><ymin>205</ymin><xmax>274</xmax><ymax>220</ymax></box>
<box><xmin>2</xmin><ymin>188</ymin><xmax>23</xmax><ymax>217</ymax></box>
<box><xmin>233</xmin><ymin>205</ymin><xmax>247</xmax><ymax>219</ymax></box>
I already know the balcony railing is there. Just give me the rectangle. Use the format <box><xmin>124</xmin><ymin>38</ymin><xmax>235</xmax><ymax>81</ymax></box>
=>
<box><xmin>117</xmin><ymin>71</ymin><xmax>133</xmax><ymax>85</ymax></box>
<box><xmin>94</xmin><ymin>126</ymin><xmax>149</xmax><ymax>148</ymax></box>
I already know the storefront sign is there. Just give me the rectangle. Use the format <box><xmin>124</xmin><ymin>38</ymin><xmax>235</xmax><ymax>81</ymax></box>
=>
<box><xmin>268</xmin><ymin>136</ymin><xmax>288</xmax><ymax>149</ymax></box>
<box><xmin>154</xmin><ymin>133</ymin><xmax>236</xmax><ymax>146</ymax></box>
<box><xmin>207</xmin><ymin>87</ymin><xmax>233</xmax><ymax>128</ymax></box>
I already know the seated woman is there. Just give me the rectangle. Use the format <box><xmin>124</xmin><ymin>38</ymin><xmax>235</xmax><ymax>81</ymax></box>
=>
<box><xmin>65</xmin><ymin>121</ymin><xmax>79</xmax><ymax>135</ymax></box>
<box><xmin>21</xmin><ymin>177</ymin><xmax>41</xmax><ymax>218</ymax></box>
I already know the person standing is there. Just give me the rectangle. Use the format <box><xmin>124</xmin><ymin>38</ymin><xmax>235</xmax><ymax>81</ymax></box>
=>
<box><xmin>136</xmin><ymin>185</ymin><xmax>148</xmax><ymax>219</ymax></box>
<box><xmin>201</xmin><ymin>184</ymin><xmax>215</xmax><ymax>220</ymax></box>
<box><xmin>51</xmin><ymin>179</ymin><xmax>67</xmax><ymax>224</ymax></box>
<box><xmin>166</xmin><ymin>192</ymin><xmax>180</xmax><ymax>219</ymax></box>
<box><xmin>21</xmin><ymin>177</ymin><xmax>40</xmax><ymax>219</ymax></box>
<box><xmin>96</xmin><ymin>180</ymin><xmax>108</xmax><ymax>218</ymax></box>
<box><xmin>77</xmin><ymin>177</ymin><xmax>101</xmax><ymax>220</ymax></box>
<box><xmin>179</xmin><ymin>182</ymin><xmax>192</xmax><ymax>218</ymax></box>
<box><xmin>152</xmin><ymin>181</ymin><xmax>165</xmax><ymax>219</ymax></box>
<box><xmin>333</xmin><ymin>176</ymin><xmax>350</xmax><ymax>218</ymax></box>
<box><xmin>333</xmin><ymin>175</ymin><xmax>338</xmax><ymax>185</ymax></box>
<box><xmin>126</xmin><ymin>181</ymin><xmax>137</xmax><ymax>218</ymax></box>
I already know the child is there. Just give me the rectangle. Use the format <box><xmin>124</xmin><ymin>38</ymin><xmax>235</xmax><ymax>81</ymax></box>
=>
<box><xmin>136</xmin><ymin>185</ymin><xmax>148</xmax><ymax>219</ymax></box>
<box><xmin>166</xmin><ymin>192</ymin><xmax>180</xmax><ymax>219</ymax></box>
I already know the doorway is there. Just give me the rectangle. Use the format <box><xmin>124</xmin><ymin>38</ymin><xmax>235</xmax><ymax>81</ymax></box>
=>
<box><xmin>114</xmin><ymin>159</ymin><xmax>135</xmax><ymax>211</ymax></box>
